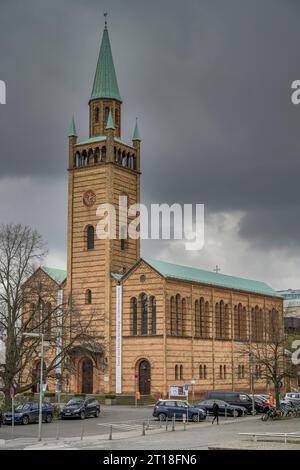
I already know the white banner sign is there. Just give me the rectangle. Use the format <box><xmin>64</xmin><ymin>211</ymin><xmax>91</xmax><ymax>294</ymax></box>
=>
<box><xmin>115</xmin><ymin>285</ymin><xmax>122</xmax><ymax>394</ymax></box>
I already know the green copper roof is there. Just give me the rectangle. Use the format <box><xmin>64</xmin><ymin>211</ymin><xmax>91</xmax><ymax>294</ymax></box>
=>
<box><xmin>90</xmin><ymin>26</ymin><xmax>122</xmax><ymax>102</ymax></box>
<box><xmin>76</xmin><ymin>136</ymin><xmax>107</xmax><ymax>146</ymax></box>
<box><xmin>106</xmin><ymin>110</ymin><xmax>115</xmax><ymax>130</ymax></box>
<box><xmin>132</xmin><ymin>119</ymin><xmax>141</xmax><ymax>141</ymax></box>
<box><xmin>68</xmin><ymin>116</ymin><xmax>77</xmax><ymax>137</ymax></box>
<box><xmin>41</xmin><ymin>267</ymin><xmax>67</xmax><ymax>285</ymax></box>
<box><xmin>144</xmin><ymin>258</ymin><xmax>279</xmax><ymax>298</ymax></box>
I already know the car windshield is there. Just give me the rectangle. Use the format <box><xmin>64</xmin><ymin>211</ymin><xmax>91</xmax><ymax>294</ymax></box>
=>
<box><xmin>67</xmin><ymin>399</ymin><xmax>83</xmax><ymax>406</ymax></box>
<box><xmin>15</xmin><ymin>403</ymin><xmax>30</xmax><ymax>412</ymax></box>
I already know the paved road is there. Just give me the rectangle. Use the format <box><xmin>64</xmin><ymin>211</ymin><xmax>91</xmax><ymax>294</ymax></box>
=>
<box><xmin>0</xmin><ymin>405</ymin><xmax>153</xmax><ymax>440</ymax></box>
<box><xmin>3</xmin><ymin>413</ymin><xmax>300</xmax><ymax>450</ymax></box>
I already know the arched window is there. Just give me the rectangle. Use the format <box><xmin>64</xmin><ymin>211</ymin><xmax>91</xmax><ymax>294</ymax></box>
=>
<box><xmin>269</xmin><ymin>308</ymin><xmax>279</xmax><ymax>341</ymax></box>
<box><xmin>219</xmin><ymin>364</ymin><xmax>223</xmax><ymax>379</ymax></box>
<box><xmin>131</xmin><ymin>297</ymin><xmax>137</xmax><ymax>336</ymax></box>
<box><xmin>104</xmin><ymin>107</ymin><xmax>110</xmax><ymax>124</ymax></box>
<box><xmin>175</xmin><ymin>364</ymin><xmax>178</xmax><ymax>380</ymax></box>
<box><xmin>234</xmin><ymin>303</ymin><xmax>244</xmax><ymax>340</ymax></box>
<box><xmin>94</xmin><ymin>147</ymin><xmax>100</xmax><ymax>164</ymax></box>
<box><xmin>150</xmin><ymin>296</ymin><xmax>156</xmax><ymax>335</ymax></box>
<box><xmin>141</xmin><ymin>294</ymin><xmax>148</xmax><ymax>336</ymax></box>
<box><xmin>252</xmin><ymin>306</ymin><xmax>264</xmax><ymax>342</ymax></box>
<box><xmin>101</xmin><ymin>146</ymin><xmax>106</xmax><ymax>162</ymax></box>
<box><xmin>115</xmin><ymin>108</ymin><xmax>119</xmax><ymax>127</ymax></box>
<box><xmin>94</xmin><ymin>107</ymin><xmax>99</xmax><ymax>123</ymax></box>
<box><xmin>180</xmin><ymin>365</ymin><xmax>183</xmax><ymax>380</ymax></box>
<box><xmin>176</xmin><ymin>294</ymin><xmax>182</xmax><ymax>336</ymax></box>
<box><xmin>85</xmin><ymin>289</ymin><xmax>92</xmax><ymax>305</ymax></box>
<box><xmin>170</xmin><ymin>296</ymin><xmax>176</xmax><ymax>335</ymax></box>
<box><xmin>215</xmin><ymin>302</ymin><xmax>221</xmax><ymax>338</ymax></box>
<box><xmin>46</xmin><ymin>302</ymin><xmax>52</xmax><ymax>335</ymax></box>
<box><xmin>195</xmin><ymin>299</ymin><xmax>200</xmax><ymax>336</ymax></box>
<box><xmin>86</xmin><ymin>225</ymin><xmax>94</xmax><ymax>250</ymax></box>
<box><xmin>223</xmin><ymin>365</ymin><xmax>227</xmax><ymax>379</ymax></box>
<box><xmin>199</xmin><ymin>364</ymin><xmax>203</xmax><ymax>379</ymax></box>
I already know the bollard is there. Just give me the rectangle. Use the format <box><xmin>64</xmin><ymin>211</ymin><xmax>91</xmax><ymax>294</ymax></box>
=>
<box><xmin>80</xmin><ymin>420</ymin><xmax>85</xmax><ymax>441</ymax></box>
<box><xmin>225</xmin><ymin>406</ymin><xmax>227</xmax><ymax>420</ymax></box>
<box><xmin>159</xmin><ymin>415</ymin><xmax>162</xmax><ymax>428</ymax></box>
<box><xmin>183</xmin><ymin>414</ymin><xmax>186</xmax><ymax>431</ymax></box>
<box><xmin>146</xmin><ymin>417</ymin><xmax>150</xmax><ymax>430</ymax></box>
<box><xmin>142</xmin><ymin>421</ymin><xmax>146</xmax><ymax>436</ymax></box>
<box><xmin>56</xmin><ymin>420</ymin><xmax>60</xmax><ymax>440</ymax></box>
<box><xmin>198</xmin><ymin>411</ymin><xmax>200</xmax><ymax>422</ymax></box>
<box><xmin>172</xmin><ymin>414</ymin><xmax>175</xmax><ymax>431</ymax></box>
<box><xmin>109</xmin><ymin>425</ymin><xmax>113</xmax><ymax>440</ymax></box>
<box><xmin>165</xmin><ymin>416</ymin><xmax>168</xmax><ymax>431</ymax></box>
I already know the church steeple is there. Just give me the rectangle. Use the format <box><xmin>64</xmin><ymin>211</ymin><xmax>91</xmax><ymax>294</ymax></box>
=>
<box><xmin>89</xmin><ymin>22</ymin><xmax>122</xmax><ymax>138</ymax></box>
<box><xmin>90</xmin><ymin>24</ymin><xmax>122</xmax><ymax>102</ymax></box>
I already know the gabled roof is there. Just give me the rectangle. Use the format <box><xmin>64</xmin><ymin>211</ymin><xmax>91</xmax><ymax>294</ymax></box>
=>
<box><xmin>143</xmin><ymin>258</ymin><xmax>279</xmax><ymax>298</ymax></box>
<box><xmin>90</xmin><ymin>26</ymin><xmax>122</xmax><ymax>102</ymax></box>
<box><xmin>41</xmin><ymin>267</ymin><xmax>67</xmax><ymax>285</ymax></box>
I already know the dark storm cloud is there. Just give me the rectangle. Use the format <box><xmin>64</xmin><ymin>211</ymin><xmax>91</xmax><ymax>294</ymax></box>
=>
<box><xmin>0</xmin><ymin>0</ymin><xmax>300</xmax><ymax>255</ymax></box>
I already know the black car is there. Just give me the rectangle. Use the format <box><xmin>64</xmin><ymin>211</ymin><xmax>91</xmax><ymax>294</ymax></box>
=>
<box><xmin>206</xmin><ymin>391</ymin><xmax>253</xmax><ymax>413</ymax></box>
<box><xmin>195</xmin><ymin>399</ymin><xmax>245</xmax><ymax>417</ymax></box>
<box><xmin>61</xmin><ymin>397</ymin><xmax>100</xmax><ymax>419</ymax></box>
<box><xmin>3</xmin><ymin>402</ymin><xmax>53</xmax><ymax>425</ymax></box>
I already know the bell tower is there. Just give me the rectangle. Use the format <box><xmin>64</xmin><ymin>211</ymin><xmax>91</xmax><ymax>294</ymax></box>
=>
<box><xmin>66</xmin><ymin>20</ymin><xmax>141</xmax><ymax>393</ymax></box>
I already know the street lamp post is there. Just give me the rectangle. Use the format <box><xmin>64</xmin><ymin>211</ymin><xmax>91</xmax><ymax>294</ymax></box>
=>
<box><xmin>23</xmin><ymin>332</ymin><xmax>44</xmax><ymax>441</ymax></box>
<box><xmin>249</xmin><ymin>352</ymin><xmax>255</xmax><ymax>415</ymax></box>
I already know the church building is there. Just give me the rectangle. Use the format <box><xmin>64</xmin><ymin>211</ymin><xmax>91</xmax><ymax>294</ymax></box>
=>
<box><xmin>27</xmin><ymin>23</ymin><xmax>283</xmax><ymax>399</ymax></box>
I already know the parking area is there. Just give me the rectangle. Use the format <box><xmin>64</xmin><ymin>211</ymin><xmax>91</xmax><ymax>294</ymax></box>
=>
<box><xmin>0</xmin><ymin>404</ymin><xmax>252</xmax><ymax>441</ymax></box>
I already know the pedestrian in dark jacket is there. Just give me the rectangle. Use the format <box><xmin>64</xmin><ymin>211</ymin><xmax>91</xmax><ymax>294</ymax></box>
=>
<box><xmin>212</xmin><ymin>401</ymin><xmax>220</xmax><ymax>424</ymax></box>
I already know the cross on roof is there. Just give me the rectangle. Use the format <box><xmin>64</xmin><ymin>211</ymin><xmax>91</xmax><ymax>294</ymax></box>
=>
<box><xmin>213</xmin><ymin>265</ymin><xmax>221</xmax><ymax>274</ymax></box>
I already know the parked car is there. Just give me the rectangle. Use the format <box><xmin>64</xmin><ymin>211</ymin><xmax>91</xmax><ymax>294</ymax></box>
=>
<box><xmin>284</xmin><ymin>392</ymin><xmax>300</xmax><ymax>404</ymax></box>
<box><xmin>3</xmin><ymin>402</ymin><xmax>53</xmax><ymax>425</ymax></box>
<box><xmin>153</xmin><ymin>399</ymin><xmax>206</xmax><ymax>422</ymax></box>
<box><xmin>61</xmin><ymin>397</ymin><xmax>100</xmax><ymax>419</ymax></box>
<box><xmin>195</xmin><ymin>399</ymin><xmax>245</xmax><ymax>417</ymax></box>
<box><xmin>245</xmin><ymin>395</ymin><xmax>264</xmax><ymax>413</ymax></box>
<box><xmin>0</xmin><ymin>410</ymin><xmax>3</xmax><ymax>427</ymax></box>
<box><xmin>205</xmin><ymin>391</ymin><xmax>253</xmax><ymax>413</ymax></box>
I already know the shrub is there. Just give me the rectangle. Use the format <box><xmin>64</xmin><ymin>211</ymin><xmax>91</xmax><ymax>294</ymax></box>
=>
<box><xmin>105</xmin><ymin>394</ymin><xmax>116</xmax><ymax>399</ymax></box>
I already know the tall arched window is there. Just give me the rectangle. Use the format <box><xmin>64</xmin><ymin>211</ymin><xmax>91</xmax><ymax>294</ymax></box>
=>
<box><xmin>150</xmin><ymin>296</ymin><xmax>156</xmax><ymax>336</ymax></box>
<box><xmin>94</xmin><ymin>107</ymin><xmax>99</xmax><ymax>122</ymax></box>
<box><xmin>141</xmin><ymin>294</ymin><xmax>148</xmax><ymax>336</ymax></box>
<box><xmin>86</xmin><ymin>225</ymin><xmax>95</xmax><ymax>250</ymax></box>
<box><xmin>115</xmin><ymin>108</ymin><xmax>119</xmax><ymax>127</ymax></box>
<box><xmin>170</xmin><ymin>296</ymin><xmax>176</xmax><ymax>335</ymax></box>
<box><xmin>85</xmin><ymin>289</ymin><xmax>92</xmax><ymax>305</ymax></box>
<box><xmin>104</xmin><ymin>107</ymin><xmax>110</xmax><ymax>125</ymax></box>
<box><xmin>175</xmin><ymin>364</ymin><xmax>178</xmax><ymax>380</ymax></box>
<box><xmin>131</xmin><ymin>297</ymin><xmax>138</xmax><ymax>336</ymax></box>
<box><xmin>176</xmin><ymin>294</ymin><xmax>182</xmax><ymax>336</ymax></box>
<box><xmin>46</xmin><ymin>302</ymin><xmax>52</xmax><ymax>336</ymax></box>
<box><xmin>234</xmin><ymin>303</ymin><xmax>244</xmax><ymax>340</ymax></box>
<box><xmin>269</xmin><ymin>308</ymin><xmax>279</xmax><ymax>341</ymax></box>
<box><xmin>215</xmin><ymin>302</ymin><xmax>221</xmax><ymax>338</ymax></box>
<box><xmin>195</xmin><ymin>299</ymin><xmax>200</xmax><ymax>336</ymax></box>
<box><xmin>180</xmin><ymin>365</ymin><xmax>183</xmax><ymax>380</ymax></box>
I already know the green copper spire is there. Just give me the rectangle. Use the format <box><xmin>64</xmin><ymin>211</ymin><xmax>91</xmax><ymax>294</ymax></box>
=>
<box><xmin>132</xmin><ymin>118</ymin><xmax>141</xmax><ymax>141</ymax></box>
<box><xmin>90</xmin><ymin>25</ymin><xmax>122</xmax><ymax>102</ymax></box>
<box><xmin>106</xmin><ymin>110</ymin><xmax>115</xmax><ymax>130</ymax></box>
<box><xmin>68</xmin><ymin>115</ymin><xmax>77</xmax><ymax>137</ymax></box>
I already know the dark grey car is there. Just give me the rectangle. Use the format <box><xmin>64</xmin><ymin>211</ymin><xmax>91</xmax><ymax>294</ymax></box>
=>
<box><xmin>61</xmin><ymin>397</ymin><xmax>100</xmax><ymax>419</ymax></box>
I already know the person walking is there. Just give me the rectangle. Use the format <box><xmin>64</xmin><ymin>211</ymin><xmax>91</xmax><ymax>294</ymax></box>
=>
<box><xmin>212</xmin><ymin>401</ymin><xmax>220</xmax><ymax>425</ymax></box>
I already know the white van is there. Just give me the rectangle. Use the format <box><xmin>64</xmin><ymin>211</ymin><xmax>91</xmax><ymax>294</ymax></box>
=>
<box><xmin>285</xmin><ymin>392</ymin><xmax>300</xmax><ymax>403</ymax></box>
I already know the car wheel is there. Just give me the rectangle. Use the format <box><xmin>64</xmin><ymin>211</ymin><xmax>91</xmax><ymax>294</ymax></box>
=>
<box><xmin>22</xmin><ymin>415</ymin><xmax>29</xmax><ymax>425</ymax></box>
<box><xmin>94</xmin><ymin>409</ymin><xmax>100</xmax><ymax>418</ymax></box>
<box><xmin>192</xmin><ymin>414</ymin><xmax>199</xmax><ymax>422</ymax></box>
<box><xmin>45</xmin><ymin>414</ymin><xmax>53</xmax><ymax>423</ymax></box>
<box><xmin>158</xmin><ymin>412</ymin><xmax>167</xmax><ymax>421</ymax></box>
<box><xmin>232</xmin><ymin>410</ymin><xmax>239</xmax><ymax>418</ymax></box>
<box><xmin>80</xmin><ymin>411</ymin><xmax>85</xmax><ymax>420</ymax></box>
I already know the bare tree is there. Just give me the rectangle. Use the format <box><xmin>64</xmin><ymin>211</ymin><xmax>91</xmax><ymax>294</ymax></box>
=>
<box><xmin>0</xmin><ymin>223</ymin><xmax>105</xmax><ymax>408</ymax></box>
<box><xmin>239</xmin><ymin>332</ymin><xmax>292</xmax><ymax>409</ymax></box>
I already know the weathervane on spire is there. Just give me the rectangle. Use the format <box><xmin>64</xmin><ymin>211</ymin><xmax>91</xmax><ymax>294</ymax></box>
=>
<box><xmin>104</xmin><ymin>12</ymin><xmax>108</xmax><ymax>28</ymax></box>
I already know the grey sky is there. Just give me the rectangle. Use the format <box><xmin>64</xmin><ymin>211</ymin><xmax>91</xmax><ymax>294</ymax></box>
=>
<box><xmin>0</xmin><ymin>0</ymin><xmax>300</xmax><ymax>289</ymax></box>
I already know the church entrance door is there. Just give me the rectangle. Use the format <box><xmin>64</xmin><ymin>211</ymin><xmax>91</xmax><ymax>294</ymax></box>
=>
<box><xmin>81</xmin><ymin>358</ymin><xmax>93</xmax><ymax>394</ymax></box>
<box><xmin>139</xmin><ymin>360</ymin><xmax>151</xmax><ymax>395</ymax></box>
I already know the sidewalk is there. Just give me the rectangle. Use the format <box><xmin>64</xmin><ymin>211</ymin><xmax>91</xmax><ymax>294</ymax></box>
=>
<box><xmin>2</xmin><ymin>415</ymin><xmax>261</xmax><ymax>450</ymax></box>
